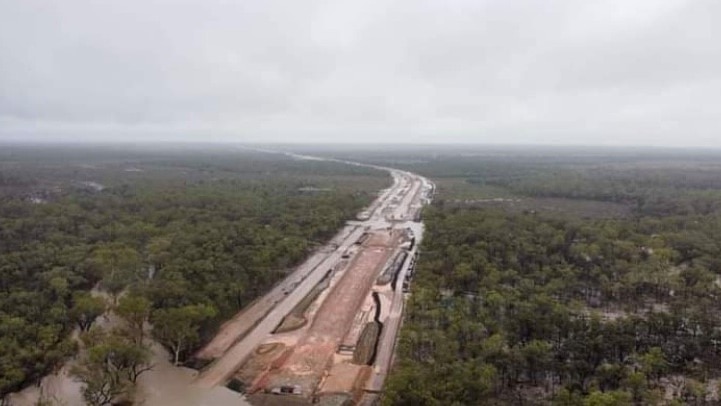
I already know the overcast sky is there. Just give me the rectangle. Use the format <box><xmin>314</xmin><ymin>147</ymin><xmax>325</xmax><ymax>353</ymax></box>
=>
<box><xmin>1</xmin><ymin>0</ymin><xmax>720</xmax><ymax>147</ymax></box>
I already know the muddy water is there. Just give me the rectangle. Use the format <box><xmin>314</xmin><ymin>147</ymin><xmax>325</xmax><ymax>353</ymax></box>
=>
<box><xmin>136</xmin><ymin>343</ymin><xmax>251</xmax><ymax>406</ymax></box>
<box><xmin>9</xmin><ymin>342</ymin><xmax>251</xmax><ymax>406</ymax></box>
<box><xmin>8</xmin><ymin>301</ymin><xmax>251</xmax><ymax>406</ymax></box>
<box><xmin>7</xmin><ymin>366</ymin><xmax>85</xmax><ymax>406</ymax></box>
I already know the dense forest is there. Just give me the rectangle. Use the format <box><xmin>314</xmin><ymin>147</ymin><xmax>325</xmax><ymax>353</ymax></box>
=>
<box><xmin>0</xmin><ymin>145</ymin><xmax>386</xmax><ymax>401</ymax></box>
<box><xmin>381</xmin><ymin>148</ymin><xmax>721</xmax><ymax>405</ymax></box>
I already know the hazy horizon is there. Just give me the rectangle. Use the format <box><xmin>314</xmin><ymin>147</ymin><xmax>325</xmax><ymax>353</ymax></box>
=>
<box><xmin>3</xmin><ymin>140</ymin><xmax>721</xmax><ymax>154</ymax></box>
<box><xmin>2</xmin><ymin>1</ymin><xmax>720</xmax><ymax>147</ymax></box>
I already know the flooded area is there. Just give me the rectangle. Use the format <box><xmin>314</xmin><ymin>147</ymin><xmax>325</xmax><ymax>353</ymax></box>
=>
<box><xmin>8</xmin><ymin>342</ymin><xmax>251</xmax><ymax>406</ymax></box>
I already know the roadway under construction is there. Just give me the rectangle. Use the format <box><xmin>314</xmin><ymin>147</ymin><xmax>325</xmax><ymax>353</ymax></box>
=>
<box><xmin>193</xmin><ymin>154</ymin><xmax>434</xmax><ymax>405</ymax></box>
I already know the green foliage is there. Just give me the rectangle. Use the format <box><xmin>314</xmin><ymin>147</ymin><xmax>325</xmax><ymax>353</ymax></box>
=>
<box><xmin>92</xmin><ymin>244</ymin><xmax>141</xmax><ymax>303</ymax></box>
<box><xmin>583</xmin><ymin>390</ymin><xmax>633</xmax><ymax>406</ymax></box>
<box><xmin>386</xmin><ymin>151</ymin><xmax>721</xmax><ymax>404</ymax></box>
<box><xmin>151</xmin><ymin>304</ymin><xmax>217</xmax><ymax>365</ymax></box>
<box><xmin>71</xmin><ymin>329</ymin><xmax>152</xmax><ymax>405</ymax></box>
<box><xmin>638</xmin><ymin>347</ymin><xmax>667</xmax><ymax>380</ymax></box>
<box><xmin>0</xmin><ymin>147</ymin><xmax>386</xmax><ymax>397</ymax></box>
<box><xmin>115</xmin><ymin>294</ymin><xmax>151</xmax><ymax>344</ymax></box>
<box><xmin>69</xmin><ymin>292</ymin><xmax>107</xmax><ymax>332</ymax></box>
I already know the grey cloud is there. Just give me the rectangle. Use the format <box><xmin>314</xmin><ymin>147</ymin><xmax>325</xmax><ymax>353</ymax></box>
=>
<box><xmin>1</xmin><ymin>0</ymin><xmax>720</xmax><ymax>146</ymax></box>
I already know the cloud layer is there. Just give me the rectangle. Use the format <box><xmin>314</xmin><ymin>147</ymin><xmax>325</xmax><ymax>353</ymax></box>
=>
<box><xmin>1</xmin><ymin>0</ymin><xmax>720</xmax><ymax>146</ymax></box>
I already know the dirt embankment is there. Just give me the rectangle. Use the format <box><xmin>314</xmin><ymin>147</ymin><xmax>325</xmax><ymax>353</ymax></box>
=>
<box><xmin>274</xmin><ymin>269</ymin><xmax>333</xmax><ymax>334</ymax></box>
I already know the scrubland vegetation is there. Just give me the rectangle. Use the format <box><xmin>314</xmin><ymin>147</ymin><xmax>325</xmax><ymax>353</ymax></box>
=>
<box><xmin>0</xmin><ymin>145</ymin><xmax>385</xmax><ymax>403</ymax></box>
<box><xmin>383</xmin><ymin>148</ymin><xmax>721</xmax><ymax>405</ymax></box>
<box><xmin>6</xmin><ymin>144</ymin><xmax>721</xmax><ymax>405</ymax></box>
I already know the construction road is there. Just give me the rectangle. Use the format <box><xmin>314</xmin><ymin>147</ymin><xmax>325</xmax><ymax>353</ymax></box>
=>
<box><xmin>194</xmin><ymin>151</ymin><xmax>433</xmax><ymax>404</ymax></box>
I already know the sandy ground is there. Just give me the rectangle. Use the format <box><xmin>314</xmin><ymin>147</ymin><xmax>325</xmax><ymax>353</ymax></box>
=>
<box><xmin>318</xmin><ymin>363</ymin><xmax>364</xmax><ymax>394</ymax></box>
